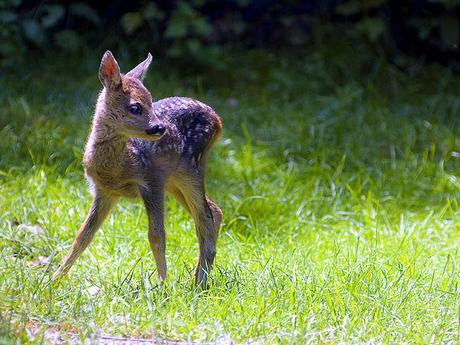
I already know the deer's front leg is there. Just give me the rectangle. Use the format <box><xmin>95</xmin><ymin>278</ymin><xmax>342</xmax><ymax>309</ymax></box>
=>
<box><xmin>140</xmin><ymin>185</ymin><xmax>167</xmax><ymax>283</ymax></box>
<box><xmin>53</xmin><ymin>192</ymin><xmax>116</xmax><ymax>279</ymax></box>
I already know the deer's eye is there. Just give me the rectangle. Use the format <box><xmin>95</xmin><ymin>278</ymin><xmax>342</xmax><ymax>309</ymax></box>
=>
<box><xmin>128</xmin><ymin>104</ymin><xmax>142</xmax><ymax>115</ymax></box>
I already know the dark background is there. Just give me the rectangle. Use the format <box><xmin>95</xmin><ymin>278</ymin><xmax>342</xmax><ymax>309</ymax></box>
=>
<box><xmin>2</xmin><ymin>0</ymin><xmax>460</xmax><ymax>70</ymax></box>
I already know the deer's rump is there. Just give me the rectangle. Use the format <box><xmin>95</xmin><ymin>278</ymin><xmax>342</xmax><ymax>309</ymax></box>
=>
<box><xmin>153</xmin><ymin>97</ymin><xmax>222</xmax><ymax>160</ymax></box>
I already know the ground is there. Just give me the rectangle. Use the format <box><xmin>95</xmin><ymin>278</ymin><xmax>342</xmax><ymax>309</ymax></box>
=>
<box><xmin>1</xmin><ymin>47</ymin><xmax>460</xmax><ymax>344</ymax></box>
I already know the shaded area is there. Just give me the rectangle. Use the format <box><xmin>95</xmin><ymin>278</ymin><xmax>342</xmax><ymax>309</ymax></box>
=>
<box><xmin>2</xmin><ymin>1</ymin><xmax>460</xmax><ymax>69</ymax></box>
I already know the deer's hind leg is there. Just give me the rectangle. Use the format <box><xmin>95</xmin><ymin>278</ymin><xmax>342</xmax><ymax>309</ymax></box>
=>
<box><xmin>168</xmin><ymin>170</ymin><xmax>222</xmax><ymax>287</ymax></box>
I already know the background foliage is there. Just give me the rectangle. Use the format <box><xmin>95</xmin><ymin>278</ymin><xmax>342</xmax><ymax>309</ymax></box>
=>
<box><xmin>2</xmin><ymin>0</ymin><xmax>460</xmax><ymax>68</ymax></box>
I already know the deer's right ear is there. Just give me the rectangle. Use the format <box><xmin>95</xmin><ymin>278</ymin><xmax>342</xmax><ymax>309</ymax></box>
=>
<box><xmin>125</xmin><ymin>53</ymin><xmax>153</xmax><ymax>81</ymax></box>
<box><xmin>99</xmin><ymin>51</ymin><xmax>121</xmax><ymax>89</ymax></box>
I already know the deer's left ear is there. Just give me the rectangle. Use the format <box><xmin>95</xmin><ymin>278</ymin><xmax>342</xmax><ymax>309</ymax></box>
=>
<box><xmin>99</xmin><ymin>50</ymin><xmax>122</xmax><ymax>89</ymax></box>
<box><xmin>125</xmin><ymin>53</ymin><xmax>153</xmax><ymax>81</ymax></box>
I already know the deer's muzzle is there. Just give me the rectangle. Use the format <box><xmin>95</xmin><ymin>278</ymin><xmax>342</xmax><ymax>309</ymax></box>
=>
<box><xmin>146</xmin><ymin>124</ymin><xmax>166</xmax><ymax>137</ymax></box>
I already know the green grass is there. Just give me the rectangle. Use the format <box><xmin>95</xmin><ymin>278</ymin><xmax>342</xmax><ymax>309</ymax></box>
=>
<box><xmin>1</xmin><ymin>47</ymin><xmax>460</xmax><ymax>344</ymax></box>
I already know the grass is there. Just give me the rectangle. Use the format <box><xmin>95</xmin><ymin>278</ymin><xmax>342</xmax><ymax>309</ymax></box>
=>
<box><xmin>1</xmin><ymin>45</ymin><xmax>460</xmax><ymax>344</ymax></box>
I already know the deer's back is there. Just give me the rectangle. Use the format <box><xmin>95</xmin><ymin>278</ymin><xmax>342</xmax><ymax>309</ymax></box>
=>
<box><xmin>131</xmin><ymin>97</ymin><xmax>222</xmax><ymax>173</ymax></box>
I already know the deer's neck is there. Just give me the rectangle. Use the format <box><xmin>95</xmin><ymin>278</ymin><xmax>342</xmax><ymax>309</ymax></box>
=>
<box><xmin>83</xmin><ymin>110</ymin><xmax>129</xmax><ymax>171</ymax></box>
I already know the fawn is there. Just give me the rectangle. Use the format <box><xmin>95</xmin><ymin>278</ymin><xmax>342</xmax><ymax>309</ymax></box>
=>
<box><xmin>53</xmin><ymin>51</ymin><xmax>223</xmax><ymax>286</ymax></box>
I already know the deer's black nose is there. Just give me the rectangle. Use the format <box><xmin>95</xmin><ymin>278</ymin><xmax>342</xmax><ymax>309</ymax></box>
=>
<box><xmin>146</xmin><ymin>124</ymin><xmax>165</xmax><ymax>136</ymax></box>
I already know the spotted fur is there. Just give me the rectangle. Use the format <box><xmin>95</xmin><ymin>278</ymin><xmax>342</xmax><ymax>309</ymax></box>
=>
<box><xmin>134</xmin><ymin>97</ymin><xmax>221</xmax><ymax>160</ymax></box>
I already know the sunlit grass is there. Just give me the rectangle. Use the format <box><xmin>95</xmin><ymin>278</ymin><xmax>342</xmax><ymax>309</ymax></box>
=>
<box><xmin>1</xmin><ymin>49</ymin><xmax>460</xmax><ymax>343</ymax></box>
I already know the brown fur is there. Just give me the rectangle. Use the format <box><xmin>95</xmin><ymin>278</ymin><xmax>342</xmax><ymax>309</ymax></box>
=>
<box><xmin>53</xmin><ymin>51</ymin><xmax>222</xmax><ymax>286</ymax></box>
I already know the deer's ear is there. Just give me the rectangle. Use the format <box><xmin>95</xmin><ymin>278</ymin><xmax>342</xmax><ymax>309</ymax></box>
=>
<box><xmin>125</xmin><ymin>53</ymin><xmax>153</xmax><ymax>81</ymax></box>
<box><xmin>99</xmin><ymin>51</ymin><xmax>121</xmax><ymax>89</ymax></box>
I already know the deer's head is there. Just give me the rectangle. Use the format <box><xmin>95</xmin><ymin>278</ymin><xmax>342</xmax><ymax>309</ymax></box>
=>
<box><xmin>97</xmin><ymin>51</ymin><xmax>165</xmax><ymax>140</ymax></box>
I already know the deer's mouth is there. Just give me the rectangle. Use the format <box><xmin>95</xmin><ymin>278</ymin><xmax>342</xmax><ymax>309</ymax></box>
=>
<box><xmin>120</xmin><ymin>128</ymin><xmax>165</xmax><ymax>141</ymax></box>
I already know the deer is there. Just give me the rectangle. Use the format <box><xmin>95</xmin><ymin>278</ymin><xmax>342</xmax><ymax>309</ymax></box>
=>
<box><xmin>53</xmin><ymin>51</ymin><xmax>223</xmax><ymax>287</ymax></box>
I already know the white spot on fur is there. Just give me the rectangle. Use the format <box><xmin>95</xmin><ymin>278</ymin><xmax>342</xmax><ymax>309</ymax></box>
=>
<box><xmin>85</xmin><ymin>175</ymin><xmax>96</xmax><ymax>196</ymax></box>
<box><xmin>138</xmin><ymin>180</ymin><xmax>149</xmax><ymax>190</ymax></box>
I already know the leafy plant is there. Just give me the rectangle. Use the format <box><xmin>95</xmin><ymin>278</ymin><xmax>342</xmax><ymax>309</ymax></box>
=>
<box><xmin>2</xmin><ymin>0</ymin><xmax>460</xmax><ymax>68</ymax></box>
<box><xmin>0</xmin><ymin>0</ymin><xmax>100</xmax><ymax>67</ymax></box>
